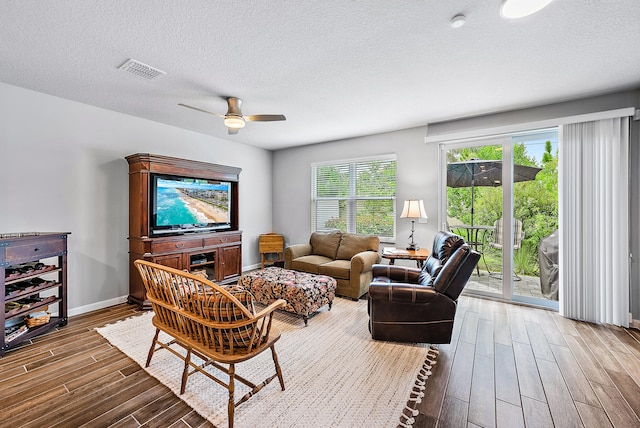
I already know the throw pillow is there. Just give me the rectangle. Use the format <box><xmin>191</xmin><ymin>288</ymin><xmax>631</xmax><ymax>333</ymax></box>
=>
<box><xmin>310</xmin><ymin>231</ymin><xmax>342</xmax><ymax>259</ymax></box>
<box><xmin>335</xmin><ymin>233</ymin><xmax>380</xmax><ymax>260</ymax></box>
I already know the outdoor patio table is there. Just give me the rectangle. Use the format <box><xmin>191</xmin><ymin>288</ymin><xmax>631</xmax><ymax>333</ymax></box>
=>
<box><xmin>450</xmin><ymin>224</ymin><xmax>493</xmax><ymax>274</ymax></box>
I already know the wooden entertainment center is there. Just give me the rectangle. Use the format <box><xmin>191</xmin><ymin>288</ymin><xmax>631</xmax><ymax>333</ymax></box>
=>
<box><xmin>126</xmin><ymin>153</ymin><xmax>242</xmax><ymax>309</ymax></box>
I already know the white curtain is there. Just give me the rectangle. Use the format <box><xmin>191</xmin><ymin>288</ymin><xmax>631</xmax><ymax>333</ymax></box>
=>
<box><xmin>559</xmin><ymin>117</ymin><xmax>630</xmax><ymax>327</ymax></box>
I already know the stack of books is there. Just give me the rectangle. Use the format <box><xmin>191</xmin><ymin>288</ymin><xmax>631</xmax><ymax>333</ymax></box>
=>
<box><xmin>5</xmin><ymin>323</ymin><xmax>28</xmax><ymax>343</ymax></box>
<box><xmin>383</xmin><ymin>247</ymin><xmax>410</xmax><ymax>255</ymax></box>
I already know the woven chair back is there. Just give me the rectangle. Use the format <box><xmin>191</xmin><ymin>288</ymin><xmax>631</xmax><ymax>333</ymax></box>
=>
<box><xmin>134</xmin><ymin>260</ymin><xmax>271</xmax><ymax>356</ymax></box>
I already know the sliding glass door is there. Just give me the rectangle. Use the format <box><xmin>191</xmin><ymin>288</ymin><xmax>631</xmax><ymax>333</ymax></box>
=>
<box><xmin>510</xmin><ymin>131</ymin><xmax>558</xmax><ymax>306</ymax></box>
<box><xmin>444</xmin><ymin>138</ymin><xmax>505</xmax><ymax>297</ymax></box>
<box><xmin>441</xmin><ymin>130</ymin><xmax>559</xmax><ymax>309</ymax></box>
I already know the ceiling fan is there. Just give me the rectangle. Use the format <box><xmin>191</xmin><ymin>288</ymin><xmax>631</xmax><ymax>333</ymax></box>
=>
<box><xmin>178</xmin><ymin>97</ymin><xmax>286</xmax><ymax>135</ymax></box>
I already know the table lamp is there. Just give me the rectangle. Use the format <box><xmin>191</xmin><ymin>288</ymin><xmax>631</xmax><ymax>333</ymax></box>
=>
<box><xmin>400</xmin><ymin>199</ymin><xmax>428</xmax><ymax>250</ymax></box>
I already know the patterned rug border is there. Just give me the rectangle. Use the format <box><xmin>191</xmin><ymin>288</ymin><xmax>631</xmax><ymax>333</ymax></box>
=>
<box><xmin>398</xmin><ymin>346</ymin><xmax>439</xmax><ymax>427</ymax></box>
<box><xmin>96</xmin><ymin>298</ymin><xmax>438</xmax><ymax>428</ymax></box>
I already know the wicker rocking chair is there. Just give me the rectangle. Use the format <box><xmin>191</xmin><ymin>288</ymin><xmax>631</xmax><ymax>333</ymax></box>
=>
<box><xmin>134</xmin><ymin>260</ymin><xmax>287</xmax><ymax>428</ymax></box>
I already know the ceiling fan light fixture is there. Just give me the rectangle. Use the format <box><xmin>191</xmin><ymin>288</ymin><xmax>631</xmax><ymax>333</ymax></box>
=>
<box><xmin>500</xmin><ymin>0</ymin><xmax>554</xmax><ymax>19</ymax></box>
<box><xmin>224</xmin><ymin>116</ymin><xmax>245</xmax><ymax>129</ymax></box>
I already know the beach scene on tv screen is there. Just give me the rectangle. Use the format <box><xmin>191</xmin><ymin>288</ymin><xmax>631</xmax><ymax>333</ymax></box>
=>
<box><xmin>156</xmin><ymin>178</ymin><xmax>229</xmax><ymax>226</ymax></box>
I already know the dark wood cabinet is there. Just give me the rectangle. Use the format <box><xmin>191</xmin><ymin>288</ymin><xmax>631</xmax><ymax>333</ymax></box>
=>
<box><xmin>1</xmin><ymin>232</ymin><xmax>70</xmax><ymax>356</ymax></box>
<box><xmin>219</xmin><ymin>244</ymin><xmax>242</xmax><ymax>281</ymax></box>
<box><xmin>128</xmin><ymin>230</ymin><xmax>243</xmax><ymax>308</ymax></box>
<box><xmin>126</xmin><ymin>154</ymin><xmax>242</xmax><ymax>309</ymax></box>
<box><xmin>152</xmin><ymin>252</ymin><xmax>183</xmax><ymax>270</ymax></box>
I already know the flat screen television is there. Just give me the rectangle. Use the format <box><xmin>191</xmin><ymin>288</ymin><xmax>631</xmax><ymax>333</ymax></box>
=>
<box><xmin>150</xmin><ymin>173</ymin><xmax>232</xmax><ymax>235</ymax></box>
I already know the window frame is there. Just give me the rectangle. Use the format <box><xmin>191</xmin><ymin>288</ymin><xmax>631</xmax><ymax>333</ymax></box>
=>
<box><xmin>311</xmin><ymin>154</ymin><xmax>397</xmax><ymax>241</ymax></box>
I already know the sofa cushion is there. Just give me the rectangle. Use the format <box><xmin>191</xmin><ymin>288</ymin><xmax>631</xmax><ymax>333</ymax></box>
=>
<box><xmin>318</xmin><ymin>259</ymin><xmax>351</xmax><ymax>280</ymax></box>
<box><xmin>335</xmin><ymin>233</ymin><xmax>379</xmax><ymax>260</ymax></box>
<box><xmin>290</xmin><ymin>255</ymin><xmax>334</xmax><ymax>274</ymax></box>
<box><xmin>310</xmin><ymin>231</ymin><xmax>342</xmax><ymax>259</ymax></box>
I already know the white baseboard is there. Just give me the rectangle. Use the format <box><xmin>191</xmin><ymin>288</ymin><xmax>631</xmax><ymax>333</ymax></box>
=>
<box><xmin>67</xmin><ymin>295</ymin><xmax>129</xmax><ymax>317</ymax></box>
<box><xmin>631</xmin><ymin>318</ymin><xmax>640</xmax><ymax>330</ymax></box>
<box><xmin>243</xmin><ymin>263</ymin><xmax>261</xmax><ymax>272</ymax></box>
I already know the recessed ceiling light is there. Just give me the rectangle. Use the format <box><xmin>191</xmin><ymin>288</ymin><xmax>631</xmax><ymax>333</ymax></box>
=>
<box><xmin>500</xmin><ymin>0</ymin><xmax>554</xmax><ymax>19</ymax></box>
<box><xmin>450</xmin><ymin>14</ymin><xmax>466</xmax><ymax>28</ymax></box>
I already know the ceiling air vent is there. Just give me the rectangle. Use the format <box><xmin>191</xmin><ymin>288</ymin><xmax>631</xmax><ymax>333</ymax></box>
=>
<box><xmin>118</xmin><ymin>58</ymin><xmax>166</xmax><ymax>80</ymax></box>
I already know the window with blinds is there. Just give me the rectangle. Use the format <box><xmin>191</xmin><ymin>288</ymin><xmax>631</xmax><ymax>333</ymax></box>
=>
<box><xmin>311</xmin><ymin>155</ymin><xmax>396</xmax><ymax>241</ymax></box>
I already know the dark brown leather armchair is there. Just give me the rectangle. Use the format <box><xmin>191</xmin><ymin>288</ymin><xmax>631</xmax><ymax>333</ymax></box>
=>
<box><xmin>368</xmin><ymin>231</ymin><xmax>480</xmax><ymax>344</ymax></box>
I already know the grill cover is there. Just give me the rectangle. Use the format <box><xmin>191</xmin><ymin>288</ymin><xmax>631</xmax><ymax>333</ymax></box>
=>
<box><xmin>538</xmin><ymin>230</ymin><xmax>559</xmax><ymax>300</ymax></box>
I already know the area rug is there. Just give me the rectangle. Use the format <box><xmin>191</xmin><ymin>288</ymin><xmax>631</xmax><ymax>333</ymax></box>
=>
<box><xmin>96</xmin><ymin>298</ymin><xmax>437</xmax><ymax>428</ymax></box>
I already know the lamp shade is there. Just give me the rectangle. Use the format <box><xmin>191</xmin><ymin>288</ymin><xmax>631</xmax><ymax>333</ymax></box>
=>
<box><xmin>400</xmin><ymin>199</ymin><xmax>428</xmax><ymax>219</ymax></box>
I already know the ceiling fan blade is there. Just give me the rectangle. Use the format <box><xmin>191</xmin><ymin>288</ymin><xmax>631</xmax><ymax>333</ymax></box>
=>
<box><xmin>181</xmin><ymin>98</ymin><xmax>283</xmax><ymax>134</ymax></box>
<box><xmin>178</xmin><ymin>103</ymin><xmax>224</xmax><ymax>118</ymax></box>
<box><xmin>245</xmin><ymin>114</ymin><xmax>286</xmax><ymax>122</ymax></box>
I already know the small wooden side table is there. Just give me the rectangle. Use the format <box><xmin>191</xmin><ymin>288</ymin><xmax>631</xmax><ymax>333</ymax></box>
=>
<box><xmin>381</xmin><ymin>247</ymin><xmax>430</xmax><ymax>268</ymax></box>
<box><xmin>259</xmin><ymin>233</ymin><xmax>284</xmax><ymax>269</ymax></box>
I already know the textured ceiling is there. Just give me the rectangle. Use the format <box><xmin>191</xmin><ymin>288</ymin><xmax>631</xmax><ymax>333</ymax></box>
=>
<box><xmin>1</xmin><ymin>1</ymin><xmax>639</xmax><ymax>150</ymax></box>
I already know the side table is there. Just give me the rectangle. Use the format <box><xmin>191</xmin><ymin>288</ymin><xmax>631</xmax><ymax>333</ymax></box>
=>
<box><xmin>381</xmin><ymin>247</ymin><xmax>430</xmax><ymax>268</ymax></box>
<box><xmin>259</xmin><ymin>233</ymin><xmax>284</xmax><ymax>269</ymax></box>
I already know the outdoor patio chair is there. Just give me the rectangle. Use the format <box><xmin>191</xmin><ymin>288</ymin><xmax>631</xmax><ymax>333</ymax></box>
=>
<box><xmin>134</xmin><ymin>259</ymin><xmax>287</xmax><ymax>428</ymax></box>
<box><xmin>487</xmin><ymin>217</ymin><xmax>524</xmax><ymax>281</ymax></box>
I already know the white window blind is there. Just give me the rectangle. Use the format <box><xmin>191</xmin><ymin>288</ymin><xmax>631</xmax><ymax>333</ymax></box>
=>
<box><xmin>560</xmin><ymin>117</ymin><xmax>630</xmax><ymax>327</ymax></box>
<box><xmin>311</xmin><ymin>155</ymin><xmax>396</xmax><ymax>241</ymax></box>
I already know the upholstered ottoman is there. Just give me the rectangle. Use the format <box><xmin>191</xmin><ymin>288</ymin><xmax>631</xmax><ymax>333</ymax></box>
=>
<box><xmin>238</xmin><ymin>267</ymin><xmax>336</xmax><ymax>326</ymax></box>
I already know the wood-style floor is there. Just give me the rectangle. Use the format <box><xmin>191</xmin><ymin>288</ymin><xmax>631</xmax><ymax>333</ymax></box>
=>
<box><xmin>1</xmin><ymin>297</ymin><xmax>639</xmax><ymax>427</ymax></box>
<box><xmin>0</xmin><ymin>304</ymin><xmax>214</xmax><ymax>428</ymax></box>
<box><xmin>414</xmin><ymin>296</ymin><xmax>640</xmax><ymax>428</ymax></box>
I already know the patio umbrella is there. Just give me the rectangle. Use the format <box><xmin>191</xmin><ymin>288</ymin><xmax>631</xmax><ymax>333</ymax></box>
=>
<box><xmin>447</xmin><ymin>159</ymin><xmax>541</xmax><ymax>226</ymax></box>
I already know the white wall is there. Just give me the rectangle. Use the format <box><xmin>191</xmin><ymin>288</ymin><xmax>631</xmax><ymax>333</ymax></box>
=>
<box><xmin>0</xmin><ymin>83</ymin><xmax>272</xmax><ymax>315</ymax></box>
<box><xmin>426</xmin><ymin>90</ymin><xmax>639</xmax><ymax>140</ymax></box>
<box><xmin>272</xmin><ymin>126</ymin><xmax>439</xmax><ymax>259</ymax></box>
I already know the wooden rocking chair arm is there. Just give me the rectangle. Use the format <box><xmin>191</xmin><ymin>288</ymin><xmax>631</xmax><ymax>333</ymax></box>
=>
<box><xmin>148</xmin><ymin>296</ymin><xmax>286</xmax><ymax>329</ymax></box>
<box><xmin>254</xmin><ymin>299</ymin><xmax>287</xmax><ymax>319</ymax></box>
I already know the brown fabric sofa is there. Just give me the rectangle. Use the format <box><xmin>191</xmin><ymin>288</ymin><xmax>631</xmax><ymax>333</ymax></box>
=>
<box><xmin>284</xmin><ymin>231</ymin><xmax>381</xmax><ymax>300</ymax></box>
